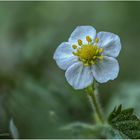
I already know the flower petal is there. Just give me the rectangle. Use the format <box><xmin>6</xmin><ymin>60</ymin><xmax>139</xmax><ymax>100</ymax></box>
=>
<box><xmin>53</xmin><ymin>42</ymin><xmax>78</xmax><ymax>70</ymax></box>
<box><xmin>91</xmin><ymin>56</ymin><xmax>119</xmax><ymax>83</ymax></box>
<box><xmin>97</xmin><ymin>32</ymin><xmax>121</xmax><ymax>57</ymax></box>
<box><xmin>65</xmin><ymin>62</ymin><xmax>93</xmax><ymax>89</ymax></box>
<box><xmin>69</xmin><ymin>26</ymin><xmax>96</xmax><ymax>45</ymax></box>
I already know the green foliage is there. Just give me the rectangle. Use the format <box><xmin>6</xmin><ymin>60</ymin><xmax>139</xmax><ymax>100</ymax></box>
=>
<box><xmin>106</xmin><ymin>82</ymin><xmax>140</xmax><ymax>116</ymax></box>
<box><xmin>108</xmin><ymin>105</ymin><xmax>140</xmax><ymax>139</ymax></box>
<box><xmin>61</xmin><ymin>122</ymin><xmax>122</xmax><ymax>139</ymax></box>
<box><xmin>61</xmin><ymin>122</ymin><xmax>98</xmax><ymax>138</ymax></box>
<box><xmin>4</xmin><ymin>77</ymin><xmax>91</xmax><ymax>138</ymax></box>
<box><xmin>0</xmin><ymin>2</ymin><xmax>140</xmax><ymax>139</ymax></box>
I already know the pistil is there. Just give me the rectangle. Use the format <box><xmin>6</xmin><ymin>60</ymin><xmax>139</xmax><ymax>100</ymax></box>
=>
<box><xmin>72</xmin><ymin>36</ymin><xmax>104</xmax><ymax>66</ymax></box>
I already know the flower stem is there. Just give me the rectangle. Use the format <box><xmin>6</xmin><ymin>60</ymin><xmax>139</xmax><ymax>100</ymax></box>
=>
<box><xmin>85</xmin><ymin>83</ymin><xmax>104</xmax><ymax>124</ymax></box>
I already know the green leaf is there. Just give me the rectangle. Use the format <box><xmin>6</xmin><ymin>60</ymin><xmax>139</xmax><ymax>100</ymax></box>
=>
<box><xmin>60</xmin><ymin>122</ymin><xmax>98</xmax><ymax>138</ymax></box>
<box><xmin>61</xmin><ymin>122</ymin><xmax>123</xmax><ymax>139</ymax></box>
<box><xmin>108</xmin><ymin>105</ymin><xmax>140</xmax><ymax>139</ymax></box>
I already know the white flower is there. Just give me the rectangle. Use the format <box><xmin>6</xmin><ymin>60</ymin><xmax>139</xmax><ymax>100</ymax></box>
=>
<box><xmin>53</xmin><ymin>26</ymin><xmax>121</xmax><ymax>90</ymax></box>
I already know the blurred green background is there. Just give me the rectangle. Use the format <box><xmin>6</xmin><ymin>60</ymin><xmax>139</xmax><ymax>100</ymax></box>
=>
<box><xmin>0</xmin><ymin>1</ymin><xmax>140</xmax><ymax>138</ymax></box>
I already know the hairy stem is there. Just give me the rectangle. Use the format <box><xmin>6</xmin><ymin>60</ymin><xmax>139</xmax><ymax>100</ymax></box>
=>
<box><xmin>86</xmin><ymin>83</ymin><xmax>104</xmax><ymax>124</ymax></box>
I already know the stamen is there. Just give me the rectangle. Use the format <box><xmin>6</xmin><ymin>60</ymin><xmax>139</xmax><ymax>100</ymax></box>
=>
<box><xmin>98</xmin><ymin>56</ymin><xmax>104</xmax><ymax>60</ymax></box>
<box><xmin>78</xmin><ymin>39</ymin><xmax>83</xmax><ymax>46</ymax></box>
<box><xmin>82</xmin><ymin>59</ymin><xmax>86</xmax><ymax>62</ymax></box>
<box><xmin>99</xmin><ymin>48</ymin><xmax>104</xmax><ymax>53</ymax></box>
<box><xmin>95</xmin><ymin>49</ymin><xmax>99</xmax><ymax>54</ymax></box>
<box><xmin>72</xmin><ymin>38</ymin><xmax>104</xmax><ymax>66</ymax></box>
<box><xmin>72</xmin><ymin>45</ymin><xmax>77</xmax><ymax>49</ymax></box>
<box><xmin>84</xmin><ymin>63</ymin><xmax>89</xmax><ymax>66</ymax></box>
<box><xmin>94</xmin><ymin>38</ymin><xmax>99</xmax><ymax>43</ymax></box>
<box><xmin>86</xmin><ymin>36</ymin><xmax>92</xmax><ymax>43</ymax></box>
<box><xmin>91</xmin><ymin>60</ymin><xmax>95</xmax><ymax>64</ymax></box>
<box><xmin>72</xmin><ymin>52</ymin><xmax>77</xmax><ymax>55</ymax></box>
<box><xmin>94</xmin><ymin>45</ymin><xmax>98</xmax><ymax>50</ymax></box>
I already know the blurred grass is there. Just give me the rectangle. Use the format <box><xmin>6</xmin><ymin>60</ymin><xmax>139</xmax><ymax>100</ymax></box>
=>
<box><xmin>0</xmin><ymin>1</ymin><xmax>140</xmax><ymax>138</ymax></box>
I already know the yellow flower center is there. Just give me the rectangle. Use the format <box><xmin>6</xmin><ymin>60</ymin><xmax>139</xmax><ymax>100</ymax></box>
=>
<box><xmin>72</xmin><ymin>36</ymin><xmax>104</xmax><ymax>66</ymax></box>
